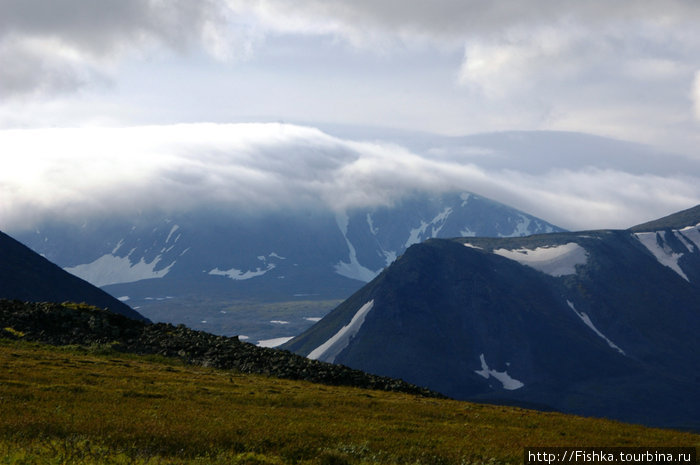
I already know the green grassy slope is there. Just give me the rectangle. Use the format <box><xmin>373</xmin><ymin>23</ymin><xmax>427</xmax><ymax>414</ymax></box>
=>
<box><xmin>1</xmin><ymin>339</ymin><xmax>697</xmax><ymax>465</ymax></box>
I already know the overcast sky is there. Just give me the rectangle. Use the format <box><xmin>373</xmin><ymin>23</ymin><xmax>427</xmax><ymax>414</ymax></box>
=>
<box><xmin>1</xmin><ymin>0</ymin><xmax>700</xmax><ymax>231</ymax></box>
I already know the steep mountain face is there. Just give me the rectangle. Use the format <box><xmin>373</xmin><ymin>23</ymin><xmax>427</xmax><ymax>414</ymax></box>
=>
<box><xmin>284</xmin><ymin>205</ymin><xmax>700</xmax><ymax>430</ymax></box>
<box><xmin>11</xmin><ymin>191</ymin><xmax>561</xmax><ymax>342</ymax></box>
<box><xmin>0</xmin><ymin>230</ymin><xmax>147</xmax><ymax>321</ymax></box>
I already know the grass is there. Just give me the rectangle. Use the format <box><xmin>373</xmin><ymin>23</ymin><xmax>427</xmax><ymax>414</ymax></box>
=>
<box><xmin>1</xmin><ymin>339</ymin><xmax>698</xmax><ymax>464</ymax></box>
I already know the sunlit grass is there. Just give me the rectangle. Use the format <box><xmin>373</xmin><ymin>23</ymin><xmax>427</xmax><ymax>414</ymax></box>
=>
<box><xmin>1</xmin><ymin>339</ymin><xmax>697</xmax><ymax>464</ymax></box>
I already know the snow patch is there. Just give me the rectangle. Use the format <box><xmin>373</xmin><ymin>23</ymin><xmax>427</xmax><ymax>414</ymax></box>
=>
<box><xmin>143</xmin><ymin>296</ymin><xmax>173</xmax><ymax>301</ymax></box>
<box><xmin>382</xmin><ymin>250</ymin><xmax>397</xmax><ymax>267</ymax></box>
<box><xmin>257</xmin><ymin>337</ymin><xmax>293</xmax><ymax>348</ymax></box>
<box><xmin>430</xmin><ymin>207</ymin><xmax>452</xmax><ymax>237</ymax></box>
<box><xmin>270</xmin><ymin>320</ymin><xmax>289</xmax><ymax>325</ymax></box>
<box><xmin>304</xmin><ymin>317</ymin><xmax>322</xmax><ymax>322</ymax></box>
<box><xmin>404</xmin><ymin>207</ymin><xmax>453</xmax><ymax>247</ymax></box>
<box><xmin>674</xmin><ymin>223</ymin><xmax>700</xmax><ymax>253</ymax></box>
<box><xmin>463</xmin><ymin>242</ymin><xmax>483</xmax><ymax>250</ymax></box>
<box><xmin>308</xmin><ymin>300</ymin><xmax>374</xmax><ymax>363</ymax></box>
<box><xmin>65</xmin><ymin>254</ymin><xmax>175</xmax><ymax>287</ymax></box>
<box><xmin>474</xmin><ymin>354</ymin><xmax>524</xmax><ymax>390</ymax></box>
<box><xmin>498</xmin><ymin>215</ymin><xmax>531</xmax><ymax>237</ymax></box>
<box><xmin>675</xmin><ymin>231</ymin><xmax>697</xmax><ymax>252</ymax></box>
<box><xmin>117</xmin><ymin>296</ymin><xmax>130</xmax><ymax>302</ymax></box>
<box><xmin>679</xmin><ymin>223</ymin><xmax>700</xmax><ymax>244</ymax></box>
<box><xmin>111</xmin><ymin>239</ymin><xmax>124</xmax><ymax>254</ymax></box>
<box><xmin>209</xmin><ymin>263</ymin><xmax>275</xmax><ymax>280</ymax></box>
<box><xmin>493</xmin><ymin>242</ymin><xmax>587</xmax><ymax>277</ymax></box>
<box><xmin>268</xmin><ymin>252</ymin><xmax>286</xmax><ymax>260</ymax></box>
<box><xmin>405</xmin><ymin>220</ymin><xmax>428</xmax><ymax>248</ymax></box>
<box><xmin>634</xmin><ymin>231</ymin><xmax>689</xmax><ymax>281</ymax></box>
<box><xmin>567</xmin><ymin>301</ymin><xmax>625</xmax><ymax>355</ymax></box>
<box><xmin>165</xmin><ymin>225</ymin><xmax>180</xmax><ymax>243</ymax></box>
<box><xmin>460</xmin><ymin>192</ymin><xmax>471</xmax><ymax>207</ymax></box>
<box><xmin>366</xmin><ymin>213</ymin><xmax>378</xmax><ymax>235</ymax></box>
<box><xmin>334</xmin><ymin>212</ymin><xmax>379</xmax><ymax>282</ymax></box>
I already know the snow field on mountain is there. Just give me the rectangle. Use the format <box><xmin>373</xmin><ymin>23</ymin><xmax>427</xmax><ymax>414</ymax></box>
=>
<box><xmin>566</xmin><ymin>301</ymin><xmax>625</xmax><ymax>355</ymax></box>
<box><xmin>334</xmin><ymin>212</ymin><xmax>379</xmax><ymax>282</ymax></box>
<box><xmin>634</xmin><ymin>231</ymin><xmax>689</xmax><ymax>281</ymax></box>
<box><xmin>257</xmin><ymin>336</ymin><xmax>294</xmax><ymax>348</ymax></box>
<box><xmin>474</xmin><ymin>354</ymin><xmax>524</xmax><ymax>390</ymax></box>
<box><xmin>404</xmin><ymin>207</ymin><xmax>453</xmax><ymax>248</ymax></box>
<box><xmin>208</xmin><ymin>264</ymin><xmax>275</xmax><ymax>280</ymax></box>
<box><xmin>308</xmin><ymin>300</ymin><xmax>374</xmax><ymax>363</ymax></box>
<box><xmin>492</xmin><ymin>242</ymin><xmax>588</xmax><ymax>277</ymax></box>
<box><xmin>65</xmin><ymin>253</ymin><xmax>175</xmax><ymax>287</ymax></box>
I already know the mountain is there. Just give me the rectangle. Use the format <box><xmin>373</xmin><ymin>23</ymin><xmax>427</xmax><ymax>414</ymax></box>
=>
<box><xmin>0</xmin><ymin>230</ymin><xmax>147</xmax><ymax>321</ymax></box>
<box><xmin>284</xmin><ymin>205</ymin><xmax>700</xmax><ymax>430</ymax></box>
<box><xmin>10</xmin><ymin>191</ymin><xmax>562</xmax><ymax>342</ymax></box>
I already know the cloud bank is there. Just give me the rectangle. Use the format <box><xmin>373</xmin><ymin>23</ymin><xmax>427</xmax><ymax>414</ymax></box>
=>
<box><xmin>2</xmin><ymin>1</ymin><xmax>700</xmax><ymax>154</ymax></box>
<box><xmin>1</xmin><ymin>123</ymin><xmax>698</xmax><ymax>233</ymax></box>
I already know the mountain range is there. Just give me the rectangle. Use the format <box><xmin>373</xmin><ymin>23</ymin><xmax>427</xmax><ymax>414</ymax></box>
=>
<box><xmin>10</xmin><ymin>191</ymin><xmax>561</xmax><ymax>343</ymax></box>
<box><xmin>284</xmin><ymin>204</ymin><xmax>700</xmax><ymax>430</ymax></box>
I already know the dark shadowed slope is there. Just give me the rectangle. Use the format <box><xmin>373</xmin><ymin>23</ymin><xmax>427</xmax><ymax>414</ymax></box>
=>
<box><xmin>285</xmin><ymin>205</ymin><xmax>700</xmax><ymax>430</ymax></box>
<box><xmin>0</xmin><ymin>230</ymin><xmax>147</xmax><ymax>321</ymax></box>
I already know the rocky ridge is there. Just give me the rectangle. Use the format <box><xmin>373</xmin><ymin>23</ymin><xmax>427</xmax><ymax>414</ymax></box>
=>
<box><xmin>0</xmin><ymin>299</ymin><xmax>441</xmax><ymax>398</ymax></box>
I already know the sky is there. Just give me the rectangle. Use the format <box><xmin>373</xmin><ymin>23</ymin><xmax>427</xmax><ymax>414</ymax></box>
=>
<box><xmin>1</xmin><ymin>0</ymin><xmax>700</xmax><ymax>231</ymax></box>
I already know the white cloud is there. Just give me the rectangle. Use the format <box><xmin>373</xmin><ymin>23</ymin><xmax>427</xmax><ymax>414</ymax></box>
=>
<box><xmin>1</xmin><ymin>123</ymin><xmax>698</xmax><ymax>233</ymax></box>
<box><xmin>0</xmin><ymin>0</ymin><xmax>251</xmax><ymax>98</ymax></box>
<box><xmin>2</xmin><ymin>1</ymin><xmax>700</xmax><ymax>160</ymax></box>
<box><xmin>693</xmin><ymin>71</ymin><xmax>700</xmax><ymax>121</ymax></box>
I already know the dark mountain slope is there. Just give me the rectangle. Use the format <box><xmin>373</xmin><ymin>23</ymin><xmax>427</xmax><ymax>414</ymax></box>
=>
<box><xmin>630</xmin><ymin>204</ymin><xmax>700</xmax><ymax>232</ymax></box>
<box><xmin>0</xmin><ymin>230</ymin><xmax>147</xmax><ymax>321</ymax></box>
<box><xmin>284</xmin><ymin>207</ymin><xmax>700</xmax><ymax>430</ymax></box>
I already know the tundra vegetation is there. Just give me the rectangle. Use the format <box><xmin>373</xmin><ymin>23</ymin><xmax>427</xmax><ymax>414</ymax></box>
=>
<box><xmin>0</xmin><ymin>302</ymin><xmax>698</xmax><ymax>464</ymax></box>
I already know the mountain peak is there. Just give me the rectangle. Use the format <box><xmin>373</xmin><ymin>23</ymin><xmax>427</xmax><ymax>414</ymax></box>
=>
<box><xmin>0</xmin><ymin>230</ymin><xmax>147</xmax><ymax>321</ymax></box>
<box><xmin>285</xmin><ymin>205</ymin><xmax>700</xmax><ymax>430</ymax></box>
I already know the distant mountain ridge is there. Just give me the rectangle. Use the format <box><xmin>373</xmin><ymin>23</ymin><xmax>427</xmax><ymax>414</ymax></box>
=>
<box><xmin>630</xmin><ymin>204</ymin><xmax>700</xmax><ymax>232</ymax></box>
<box><xmin>284</xmin><ymin>205</ymin><xmax>700</xmax><ymax>430</ymax></box>
<box><xmin>0</xmin><ymin>230</ymin><xmax>146</xmax><ymax>321</ymax></box>
<box><xmin>11</xmin><ymin>191</ymin><xmax>562</xmax><ymax>341</ymax></box>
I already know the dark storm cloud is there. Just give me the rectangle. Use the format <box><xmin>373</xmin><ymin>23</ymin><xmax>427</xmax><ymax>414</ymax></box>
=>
<box><xmin>0</xmin><ymin>0</ymin><xmax>228</xmax><ymax>97</ymax></box>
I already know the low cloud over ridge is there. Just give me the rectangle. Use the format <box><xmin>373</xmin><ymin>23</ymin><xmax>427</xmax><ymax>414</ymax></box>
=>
<box><xmin>1</xmin><ymin>123</ymin><xmax>698</xmax><ymax>233</ymax></box>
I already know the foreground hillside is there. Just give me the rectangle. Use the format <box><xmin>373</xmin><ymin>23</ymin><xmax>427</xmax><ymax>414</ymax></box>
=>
<box><xmin>0</xmin><ymin>300</ymin><xmax>436</xmax><ymax>397</ymax></box>
<box><xmin>1</xmin><ymin>339</ymin><xmax>698</xmax><ymax>465</ymax></box>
